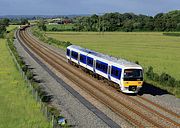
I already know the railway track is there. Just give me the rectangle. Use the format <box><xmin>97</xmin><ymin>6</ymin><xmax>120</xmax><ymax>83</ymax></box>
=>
<box><xmin>18</xmin><ymin>27</ymin><xmax>180</xmax><ymax>128</ymax></box>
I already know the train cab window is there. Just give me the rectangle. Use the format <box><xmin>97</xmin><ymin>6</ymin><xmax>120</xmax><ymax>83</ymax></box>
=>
<box><xmin>71</xmin><ymin>51</ymin><xmax>78</xmax><ymax>60</ymax></box>
<box><xmin>96</xmin><ymin>60</ymin><xmax>108</xmax><ymax>74</ymax></box>
<box><xmin>111</xmin><ymin>66</ymin><xmax>121</xmax><ymax>79</ymax></box>
<box><xmin>80</xmin><ymin>54</ymin><xmax>87</xmax><ymax>64</ymax></box>
<box><xmin>66</xmin><ymin>49</ymin><xmax>70</xmax><ymax>56</ymax></box>
<box><xmin>87</xmin><ymin>57</ymin><xmax>93</xmax><ymax>67</ymax></box>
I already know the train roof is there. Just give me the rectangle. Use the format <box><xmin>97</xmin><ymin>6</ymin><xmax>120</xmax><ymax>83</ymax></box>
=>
<box><xmin>67</xmin><ymin>45</ymin><xmax>141</xmax><ymax>68</ymax></box>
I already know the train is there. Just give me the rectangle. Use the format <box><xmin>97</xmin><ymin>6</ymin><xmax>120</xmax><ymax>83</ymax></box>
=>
<box><xmin>19</xmin><ymin>24</ymin><xmax>30</xmax><ymax>31</ymax></box>
<box><xmin>66</xmin><ymin>45</ymin><xmax>143</xmax><ymax>93</ymax></box>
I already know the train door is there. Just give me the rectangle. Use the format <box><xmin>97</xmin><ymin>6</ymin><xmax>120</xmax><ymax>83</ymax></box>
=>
<box><xmin>93</xmin><ymin>60</ymin><xmax>96</xmax><ymax>72</ymax></box>
<box><xmin>108</xmin><ymin>65</ymin><xmax>111</xmax><ymax>80</ymax></box>
<box><xmin>78</xmin><ymin>52</ymin><xmax>80</xmax><ymax>65</ymax></box>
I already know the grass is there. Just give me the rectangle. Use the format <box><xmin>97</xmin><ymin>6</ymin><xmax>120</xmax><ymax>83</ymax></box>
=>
<box><xmin>46</xmin><ymin>32</ymin><xmax>180</xmax><ymax>81</ymax></box>
<box><xmin>6</xmin><ymin>25</ymin><xmax>18</xmax><ymax>31</ymax></box>
<box><xmin>0</xmin><ymin>39</ymin><xmax>51</xmax><ymax>128</ymax></box>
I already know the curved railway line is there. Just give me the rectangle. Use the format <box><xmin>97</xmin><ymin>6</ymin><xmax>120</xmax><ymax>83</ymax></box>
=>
<box><xmin>17</xmin><ymin>27</ymin><xmax>180</xmax><ymax>128</ymax></box>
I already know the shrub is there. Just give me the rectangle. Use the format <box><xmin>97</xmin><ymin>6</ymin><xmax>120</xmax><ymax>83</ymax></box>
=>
<box><xmin>135</xmin><ymin>61</ymin><xmax>139</xmax><ymax>64</ymax></box>
<box><xmin>163</xmin><ymin>32</ymin><xmax>180</xmax><ymax>37</ymax></box>
<box><xmin>153</xmin><ymin>73</ymin><xmax>159</xmax><ymax>82</ymax></box>
<box><xmin>145</xmin><ymin>65</ymin><xmax>179</xmax><ymax>97</ymax></box>
<box><xmin>159</xmin><ymin>72</ymin><xmax>169</xmax><ymax>85</ymax></box>
<box><xmin>167</xmin><ymin>77</ymin><xmax>176</xmax><ymax>87</ymax></box>
<box><xmin>146</xmin><ymin>66</ymin><xmax>154</xmax><ymax>80</ymax></box>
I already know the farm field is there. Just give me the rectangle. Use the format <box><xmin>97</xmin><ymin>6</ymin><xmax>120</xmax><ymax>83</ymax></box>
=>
<box><xmin>0</xmin><ymin>39</ymin><xmax>50</xmax><ymax>128</ymax></box>
<box><xmin>6</xmin><ymin>25</ymin><xmax>18</xmax><ymax>31</ymax></box>
<box><xmin>46</xmin><ymin>24</ymin><xmax>74</xmax><ymax>31</ymax></box>
<box><xmin>46</xmin><ymin>32</ymin><xmax>180</xmax><ymax>80</ymax></box>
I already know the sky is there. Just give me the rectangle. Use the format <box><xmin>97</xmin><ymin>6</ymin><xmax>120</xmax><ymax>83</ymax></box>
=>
<box><xmin>0</xmin><ymin>0</ymin><xmax>179</xmax><ymax>16</ymax></box>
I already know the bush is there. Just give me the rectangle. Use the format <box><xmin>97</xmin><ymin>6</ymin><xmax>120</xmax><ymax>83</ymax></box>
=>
<box><xmin>146</xmin><ymin>66</ymin><xmax>154</xmax><ymax>80</ymax></box>
<box><xmin>153</xmin><ymin>73</ymin><xmax>159</xmax><ymax>82</ymax></box>
<box><xmin>135</xmin><ymin>61</ymin><xmax>139</xmax><ymax>64</ymax></box>
<box><xmin>145</xmin><ymin>65</ymin><xmax>179</xmax><ymax>97</ymax></box>
<box><xmin>163</xmin><ymin>32</ymin><xmax>180</xmax><ymax>37</ymax></box>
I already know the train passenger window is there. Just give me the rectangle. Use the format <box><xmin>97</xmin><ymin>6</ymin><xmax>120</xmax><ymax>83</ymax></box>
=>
<box><xmin>96</xmin><ymin>60</ymin><xmax>108</xmax><ymax>74</ymax></box>
<box><xmin>87</xmin><ymin>57</ymin><xmax>93</xmax><ymax>67</ymax></box>
<box><xmin>71</xmin><ymin>51</ymin><xmax>78</xmax><ymax>60</ymax></box>
<box><xmin>80</xmin><ymin>54</ymin><xmax>86</xmax><ymax>64</ymax></box>
<box><xmin>66</xmin><ymin>49</ymin><xmax>70</xmax><ymax>56</ymax></box>
<box><xmin>111</xmin><ymin>66</ymin><xmax>121</xmax><ymax>79</ymax></box>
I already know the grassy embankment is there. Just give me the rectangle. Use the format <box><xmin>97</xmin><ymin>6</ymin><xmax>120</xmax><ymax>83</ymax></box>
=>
<box><xmin>0</xmin><ymin>39</ymin><xmax>51</xmax><ymax>128</ymax></box>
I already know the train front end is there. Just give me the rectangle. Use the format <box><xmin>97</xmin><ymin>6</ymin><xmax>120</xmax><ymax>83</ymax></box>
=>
<box><xmin>121</xmin><ymin>69</ymin><xmax>143</xmax><ymax>93</ymax></box>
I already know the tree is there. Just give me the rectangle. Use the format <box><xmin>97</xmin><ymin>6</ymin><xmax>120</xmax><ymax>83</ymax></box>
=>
<box><xmin>1</xmin><ymin>18</ymin><xmax>10</xmax><ymax>26</ymax></box>
<box><xmin>0</xmin><ymin>25</ymin><xmax>6</xmax><ymax>38</ymax></box>
<box><xmin>146</xmin><ymin>66</ymin><xmax>154</xmax><ymax>80</ymax></box>
<box><xmin>176</xmin><ymin>23</ymin><xmax>180</xmax><ymax>31</ymax></box>
<box><xmin>20</xmin><ymin>18</ymin><xmax>29</xmax><ymax>25</ymax></box>
<box><xmin>0</xmin><ymin>18</ymin><xmax>9</xmax><ymax>38</ymax></box>
<box><xmin>37</xmin><ymin>20</ymin><xmax>47</xmax><ymax>31</ymax></box>
<box><xmin>74</xmin><ymin>10</ymin><xmax>180</xmax><ymax>32</ymax></box>
<box><xmin>123</xmin><ymin>20</ymin><xmax>134</xmax><ymax>32</ymax></box>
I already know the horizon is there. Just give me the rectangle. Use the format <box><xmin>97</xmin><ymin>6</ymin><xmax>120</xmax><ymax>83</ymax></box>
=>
<box><xmin>0</xmin><ymin>9</ymin><xmax>178</xmax><ymax>16</ymax></box>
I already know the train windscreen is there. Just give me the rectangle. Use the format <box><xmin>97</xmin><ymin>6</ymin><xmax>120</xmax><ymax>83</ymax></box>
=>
<box><xmin>123</xmin><ymin>69</ymin><xmax>143</xmax><ymax>81</ymax></box>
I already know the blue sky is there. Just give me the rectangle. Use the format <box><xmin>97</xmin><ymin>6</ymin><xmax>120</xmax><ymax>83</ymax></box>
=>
<box><xmin>0</xmin><ymin>0</ymin><xmax>179</xmax><ymax>16</ymax></box>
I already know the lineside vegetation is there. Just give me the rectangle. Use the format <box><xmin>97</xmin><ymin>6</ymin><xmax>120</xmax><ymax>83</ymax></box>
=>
<box><xmin>5</xmin><ymin>26</ymin><xmax>68</xmax><ymax>127</ymax></box>
<box><xmin>0</xmin><ymin>39</ymin><xmax>51</xmax><ymax>128</ymax></box>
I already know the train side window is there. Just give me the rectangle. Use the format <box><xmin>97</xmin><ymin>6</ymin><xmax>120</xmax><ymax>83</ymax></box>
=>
<box><xmin>96</xmin><ymin>60</ymin><xmax>108</xmax><ymax>74</ymax></box>
<box><xmin>87</xmin><ymin>57</ymin><xmax>93</xmax><ymax>67</ymax></box>
<box><xmin>66</xmin><ymin>49</ymin><xmax>70</xmax><ymax>56</ymax></box>
<box><xmin>71</xmin><ymin>51</ymin><xmax>78</xmax><ymax>60</ymax></box>
<box><xmin>111</xmin><ymin>66</ymin><xmax>121</xmax><ymax>79</ymax></box>
<box><xmin>80</xmin><ymin>54</ymin><xmax>86</xmax><ymax>64</ymax></box>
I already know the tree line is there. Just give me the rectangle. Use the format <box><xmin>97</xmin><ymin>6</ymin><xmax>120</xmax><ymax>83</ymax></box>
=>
<box><xmin>0</xmin><ymin>18</ymin><xmax>10</xmax><ymax>38</ymax></box>
<box><xmin>74</xmin><ymin>10</ymin><xmax>180</xmax><ymax>32</ymax></box>
<box><xmin>0</xmin><ymin>18</ymin><xmax>29</xmax><ymax>38</ymax></box>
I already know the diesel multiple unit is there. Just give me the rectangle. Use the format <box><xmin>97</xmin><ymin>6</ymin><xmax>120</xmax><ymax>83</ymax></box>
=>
<box><xmin>66</xmin><ymin>45</ymin><xmax>143</xmax><ymax>93</ymax></box>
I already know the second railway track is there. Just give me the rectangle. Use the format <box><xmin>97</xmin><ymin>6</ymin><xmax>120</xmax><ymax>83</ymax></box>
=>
<box><xmin>18</xmin><ymin>27</ymin><xmax>180</xmax><ymax>128</ymax></box>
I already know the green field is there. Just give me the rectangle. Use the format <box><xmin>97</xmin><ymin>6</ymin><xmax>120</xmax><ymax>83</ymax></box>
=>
<box><xmin>6</xmin><ymin>25</ymin><xmax>18</xmax><ymax>31</ymax></box>
<box><xmin>46</xmin><ymin>24</ymin><xmax>74</xmax><ymax>31</ymax></box>
<box><xmin>46</xmin><ymin>32</ymin><xmax>180</xmax><ymax>80</ymax></box>
<box><xmin>0</xmin><ymin>39</ymin><xmax>50</xmax><ymax>128</ymax></box>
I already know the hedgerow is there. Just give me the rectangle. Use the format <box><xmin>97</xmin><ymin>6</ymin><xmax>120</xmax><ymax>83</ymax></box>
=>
<box><xmin>163</xmin><ymin>32</ymin><xmax>180</xmax><ymax>37</ymax></box>
<box><xmin>145</xmin><ymin>66</ymin><xmax>180</xmax><ymax>97</ymax></box>
<box><xmin>31</xmin><ymin>26</ymin><xmax>72</xmax><ymax>49</ymax></box>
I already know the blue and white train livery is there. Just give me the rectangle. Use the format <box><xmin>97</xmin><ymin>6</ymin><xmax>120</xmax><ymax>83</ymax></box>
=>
<box><xmin>66</xmin><ymin>45</ymin><xmax>143</xmax><ymax>93</ymax></box>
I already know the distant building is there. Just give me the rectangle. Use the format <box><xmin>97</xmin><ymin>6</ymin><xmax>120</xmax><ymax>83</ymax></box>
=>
<box><xmin>48</xmin><ymin>22</ymin><xmax>58</xmax><ymax>25</ymax></box>
<box><xmin>48</xmin><ymin>19</ymin><xmax>73</xmax><ymax>25</ymax></box>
